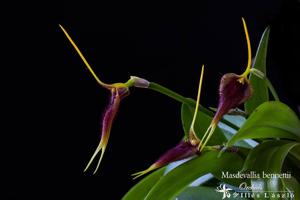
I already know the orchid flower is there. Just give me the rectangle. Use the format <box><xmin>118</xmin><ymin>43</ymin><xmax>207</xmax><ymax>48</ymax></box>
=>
<box><xmin>59</xmin><ymin>25</ymin><xmax>149</xmax><ymax>174</ymax></box>
<box><xmin>199</xmin><ymin>18</ymin><xmax>253</xmax><ymax>152</ymax></box>
<box><xmin>132</xmin><ymin>66</ymin><xmax>205</xmax><ymax>179</ymax></box>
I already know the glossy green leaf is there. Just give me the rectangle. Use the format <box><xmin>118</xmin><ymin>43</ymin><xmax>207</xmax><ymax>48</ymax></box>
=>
<box><xmin>176</xmin><ymin>186</ymin><xmax>222</xmax><ymax>200</ymax></box>
<box><xmin>181</xmin><ymin>103</ymin><xmax>227</xmax><ymax>145</ymax></box>
<box><xmin>221</xmin><ymin>128</ymin><xmax>255</xmax><ymax>149</ymax></box>
<box><xmin>241</xmin><ymin>140</ymin><xmax>299</xmax><ymax>200</ymax></box>
<box><xmin>144</xmin><ymin>151</ymin><xmax>244</xmax><ymax>200</ymax></box>
<box><xmin>289</xmin><ymin>145</ymin><xmax>300</xmax><ymax>162</ymax></box>
<box><xmin>288</xmin><ymin>145</ymin><xmax>300</xmax><ymax>170</ymax></box>
<box><xmin>282</xmin><ymin>177</ymin><xmax>300</xmax><ymax>199</ymax></box>
<box><xmin>176</xmin><ymin>186</ymin><xmax>248</xmax><ymax>200</ymax></box>
<box><xmin>227</xmin><ymin>101</ymin><xmax>300</xmax><ymax>146</ymax></box>
<box><xmin>245</xmin><ymin>27</ymin><xmax>270</xmax><ymax>114</ymax></box>
<box><xmin>242</xmin><ymin>140</ymin><xmax>298</xmax><ymax>172</ymax></box>
<box><xmin>218</xmin><ymin>115</ymin><xmax>257</xmax><ymax>149</ymax></box>
<box><xmin>122</xmin><ymin>167</ymin><xmax>166</xmax><ymax>200</ymax></box>
<box><xmin>223</xmin><ymin>114</ymin><xmax>246</xmax><ymax>128</ymax></box>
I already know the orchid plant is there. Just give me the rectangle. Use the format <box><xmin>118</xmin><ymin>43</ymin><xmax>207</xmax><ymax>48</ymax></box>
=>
<box><xmin>60</xmin><ymin>18</ymin><xmax>300</xmax><ymax>200</ymax></box>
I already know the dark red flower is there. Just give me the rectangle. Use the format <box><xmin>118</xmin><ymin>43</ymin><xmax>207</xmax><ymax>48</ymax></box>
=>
<box><xmin>213</xmin><ymin>73</ymin><xmax>252</xmax><ymax>123</ymax></box>
<box><xmin>199</xmin><ymin>18</ymin><xmax>253</xmax><ymax>151</ymax></box>
<box><xmin>132</xmin><ymin>140</ymin><xmax>199</xmax><ymax>179</ymax></box>
<box><xmin>60</xmin><ymin>25</ymin><xmax>149</xmax><ymax>174</ymax></box>
<box><xmin>83</xmin><ymin>87</ymin><xmax>128</xmax><ymax>173</ymax></box>
<box><xmin>132</xmin><ymin>66</ymin><xmax>205</xmax><ymax>179</ymax></box>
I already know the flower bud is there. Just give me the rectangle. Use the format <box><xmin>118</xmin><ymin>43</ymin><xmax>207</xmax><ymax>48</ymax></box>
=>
<box><xmin>130</xmin><ymin>76</ymin><xmax>150</xmax><ymax>88</ymax></box>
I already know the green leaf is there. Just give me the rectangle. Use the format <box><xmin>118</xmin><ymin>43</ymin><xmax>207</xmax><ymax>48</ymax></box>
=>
<box><xmin>221</xmin><ymin>128</ymin><xmax>256</xmax><ymax>149</ymax></box>
<box><xmin>223</xmin><ymin>114</ymin><xmax>246</xmax><ymax>128</ymax></box>
<box><xmin>176</xmin><ymin>186</ymin><xmax>222</xmax><ymax>200</ymax></box>
<box><xmin>241</xmin><ymin>140</ymin><xmax>299</xmax><ymax>200</ymax></box>
<box><xmin>181</xmin><ymin>103</ymin><xmax>227</xmax><ymax>145</ymax></box>
<box><xmin>245</xmin><ymin>27</ymin><xmax>270</xmax><ymax>114</ymax></box>
<box><xmin>177</xmin><ymin>186</ymin><xmax>250</xmax><ymax>200</ymax></box>
<box><xmin>282</xmin><ymin>177</ymin><xmax>300</xmax><ymax>199</ymax></box>
<box><xmin>227</xmin><ymin>101</ymin><xmax>300</xmax><ymax>146</ymax></box>
<box><xmin>288</xmin><ymin>145</ymin><xmax>300</xmax><ymax>170</ymax></box>
<box><xmin>242</xmin><ymin>140</ymin><xmax>298</xmax><ymax>172</ymax></box>
<box><xmin>144</xmin><ymin>151</ymin><xmax>244</xmax><ymax>200</ymax></box>
<box><xmin>218</xmin><ymin>115</ymin><xmax>257</xmax><ymax>148</ymax></box>
<box><xmin>122</xmin><ymin>167</ymin><xmax>166</xmax><ymax>200</ymax></box>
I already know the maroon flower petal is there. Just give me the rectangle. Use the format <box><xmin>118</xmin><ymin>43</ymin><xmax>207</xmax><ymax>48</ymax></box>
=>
<box><xmin>154</xmin><ymin>140</ymin><xmax>199</xmax><ymax>166</ymax></box>
<box><xmin>200</xmin><ymin>18</ymin><xmax>253</xmax><ymax>152</ymax></box>
<box><xmin>199</xmin><ymin>74</ymin><xmax>252</xmax><ymax>152</ymax></box>
<box><xmin>84</xmin><ymin>87</ymin><xmax>129</xmax><ymax>174</ymax></box>
<box><xmin>213</xmin><ymin>73</ymin><xmax>252</xmax><ymax>123</ymax></box>
<box><xmin>132</xmin><ymin>140</ymin><xmax>199</xmax><ymax>179</ymax></box>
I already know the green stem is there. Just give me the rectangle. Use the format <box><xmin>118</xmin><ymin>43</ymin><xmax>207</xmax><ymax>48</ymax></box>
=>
<box><xmin>149</xmin><ymin>82</ymin><xmax>193</xmax><ymax>106</ymax></box>
<box><xmin>250</xmin><ymin>68</ymin><xmax>279</xmax><ymax>101</ymax></box>
<box><xmin>148</xmin><ymin>82</ymin><xmax>239</xmax><ymax>130</ymax></box>
<box><xmin>265</xmin><ymin>77</ymin><xmax>280</xmax><ymax>101</ymax></box>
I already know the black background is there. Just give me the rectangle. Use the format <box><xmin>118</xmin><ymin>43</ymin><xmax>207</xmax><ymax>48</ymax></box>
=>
<box><xmin>5</xmin><ymin>0</ymin><xmax>300</xmax><ymax>199</ymax></box>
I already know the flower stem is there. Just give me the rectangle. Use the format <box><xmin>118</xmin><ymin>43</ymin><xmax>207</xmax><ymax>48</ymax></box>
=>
<box><xmin>265</xmin><ymin>77</ymin><xmax>280</xmax><ymax>101</ymax></box>
<box><xmin>250</xmin><ymin>68</ymin><xmax>280</xmax><ymax>101</ymax></box>
<box><xmin>148</xmin><ymin>82</ymin><xmax>239</xmax><ymax>130</ymax></box>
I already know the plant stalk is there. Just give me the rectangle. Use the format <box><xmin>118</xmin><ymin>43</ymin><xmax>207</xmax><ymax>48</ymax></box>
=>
<box><xmin>148</xmin><ymin>82</ymin><xmax>239</xmax><ymax>130</ymax></box>
<box><xmin>265</xmin><ymin>77</ymin><xmax>280</xmax><ymax>101</ymax></box>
